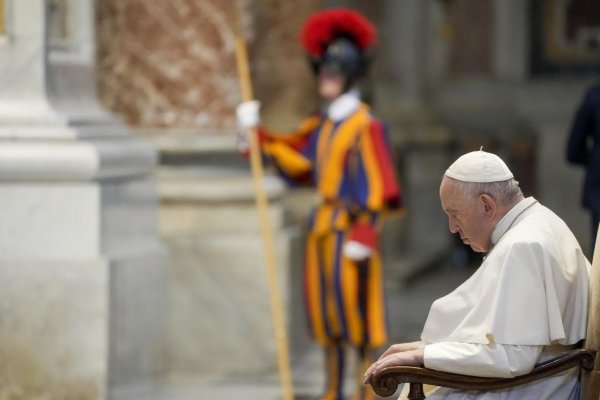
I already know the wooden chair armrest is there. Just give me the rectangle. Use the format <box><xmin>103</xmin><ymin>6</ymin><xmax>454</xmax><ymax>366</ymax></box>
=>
<box><xmin>371</xmin><ymin>348</ymin><xmax>596</xmax><ymax>397</ymax></box>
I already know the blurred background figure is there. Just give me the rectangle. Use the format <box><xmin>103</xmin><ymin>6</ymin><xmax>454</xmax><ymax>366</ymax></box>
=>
<box><xmin>567</xmin><ymin>80</ymin><xmax>600</xmax><ymax>254</ymax></box>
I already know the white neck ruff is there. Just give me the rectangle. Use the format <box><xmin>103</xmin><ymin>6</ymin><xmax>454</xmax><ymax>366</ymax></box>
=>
<box><xmin>326</xmin><ymin>89</ymin><xmax>361</xmax><ymax>122</ymax></box>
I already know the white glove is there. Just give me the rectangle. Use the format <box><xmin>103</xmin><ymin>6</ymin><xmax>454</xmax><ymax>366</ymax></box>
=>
<box><xmin>343</xmin><ymin>240</ymin><xmax>373</xmax><ymax>261</ymax></box>
<box><xmin>236</xmin><ymin>100</ymin><xmax>261</xmax><ymax>153</ymax></box>
<box><xmin>236</xmin><ymin>100</ymin><xmax>261</xmax><ymax>130</ymax></box>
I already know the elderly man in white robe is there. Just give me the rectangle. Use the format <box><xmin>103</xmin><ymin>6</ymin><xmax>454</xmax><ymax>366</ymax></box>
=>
<box><xmin>363</xmin><ymin>150</ymin><xmax>590</xmax><ymax>399</ymax></box>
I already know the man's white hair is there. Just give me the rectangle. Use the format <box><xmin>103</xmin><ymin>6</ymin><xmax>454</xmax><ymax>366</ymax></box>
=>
<box><xmin>450</xmin><ymin>177</ymin><xmax>523</xmax><ymax>206</ymax></box>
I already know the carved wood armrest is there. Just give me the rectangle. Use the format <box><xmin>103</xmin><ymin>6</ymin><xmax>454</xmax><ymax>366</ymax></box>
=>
<box><xmin>371</xmin><ymin>348</ymin><xmax>596</xmax><ymax>398</ymax></box>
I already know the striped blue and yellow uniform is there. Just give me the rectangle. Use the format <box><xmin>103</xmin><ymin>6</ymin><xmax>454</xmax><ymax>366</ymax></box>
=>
<box><xmin>259</xmin><ymin>103</ymin><xmax>403</xmax><ymax>353</ymax></box>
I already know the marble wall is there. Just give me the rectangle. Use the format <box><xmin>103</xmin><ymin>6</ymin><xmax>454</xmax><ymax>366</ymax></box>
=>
<box><xmin>97</xmin><ymin>0</ymin><xmax>242</xmax><ymax>129</ymax></box>
<box><xmin>96</xmin><ymin>0</ymin><xmax>321</xmax><ymax>131</ymax></box>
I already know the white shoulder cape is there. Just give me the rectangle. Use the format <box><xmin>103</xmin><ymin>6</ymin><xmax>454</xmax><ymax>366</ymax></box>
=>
<box><xmin>422</xmin><ymin>201</ymin><xmax>590</xmax><ymax>346</ymax></box>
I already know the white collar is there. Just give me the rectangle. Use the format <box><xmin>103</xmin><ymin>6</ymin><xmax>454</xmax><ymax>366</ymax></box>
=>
<box><xmin>326</xmin><ymin>90</ymin><xmax>361</xmax><ymax>122</ymax></box>
<box><xmin>491</xmin><ymin>197</ymin><xmax>538</xmax><ymax>246</ymax></box>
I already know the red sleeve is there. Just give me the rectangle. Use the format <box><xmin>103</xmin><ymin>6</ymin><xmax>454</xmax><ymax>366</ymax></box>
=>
<box><xmin>239</xmin><ymin>115</ymin><xmax>319</xmax><ymax>158</ymax></box>
<box><xmin>369</xmin><ymin>120</ymin><xmax>402</xmax><ymax>206</ymax></box>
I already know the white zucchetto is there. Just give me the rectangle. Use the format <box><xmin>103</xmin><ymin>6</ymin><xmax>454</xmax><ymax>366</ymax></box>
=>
<box><xmin>445</xmin><ymin>150</ymin><xmax>514</xmax><ymax>183</ymax></box>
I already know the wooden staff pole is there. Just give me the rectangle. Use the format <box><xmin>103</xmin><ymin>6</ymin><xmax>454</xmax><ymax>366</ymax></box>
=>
<box><xmin>232</xmin><ymin>5</ymin><xmax>294</xmax><ymax>400</ymax></box>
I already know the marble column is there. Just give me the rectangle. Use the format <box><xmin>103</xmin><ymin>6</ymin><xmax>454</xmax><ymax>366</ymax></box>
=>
<box><xmin>492</xmin><ymin>0</ymin><xmax>529</xmax><ymax>80</ymax></box>
<box><xmin>0</xmin><ymin>1</ymin><xmax>166</xmax><ymax>399</ymax></box>
<box><xmin>379</xmin><ymin>0</ymin><xmax>429</xmax><ymax>115</ymax></box>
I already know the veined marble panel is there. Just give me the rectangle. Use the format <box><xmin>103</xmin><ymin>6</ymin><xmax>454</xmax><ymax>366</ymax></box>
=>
<box><xmin>96</xmin><ymin>0</ymin><xmax>322</xmax><ymax>130</ymax></box>
<box><xmin>97</xmin><ymin>0</ymin><xmax>248</xmax><ymax>129</ymax></box>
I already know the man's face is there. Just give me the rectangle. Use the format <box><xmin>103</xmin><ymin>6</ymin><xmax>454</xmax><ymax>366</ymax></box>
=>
<box><xmin>439</xmin><ymin>177</ymin><xmax>495</xmax><ymax>253</ymax></box>
<box><xmin>318</xmin><ymin>68</ymin><xmax>345</xmax><ymax>101</ymax></box>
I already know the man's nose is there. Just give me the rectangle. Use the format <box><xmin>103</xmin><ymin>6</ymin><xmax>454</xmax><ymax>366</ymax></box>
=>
<box><xmin>449</xmin><ymin>219</ymin><xmax>459</xmax><ymax>233</ymax></box>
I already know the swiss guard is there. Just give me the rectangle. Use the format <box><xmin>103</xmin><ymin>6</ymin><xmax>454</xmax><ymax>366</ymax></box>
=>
<box><xmin>236</xmin><ymin>8</ymin><xmax>403</xmax><ymax>400</ymax></box>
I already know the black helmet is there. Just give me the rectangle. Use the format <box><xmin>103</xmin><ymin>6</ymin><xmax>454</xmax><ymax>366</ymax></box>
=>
<box><xmin>310</xmin><ymin>37</ymin><xmax>367</xmax><ymax>78</ymax></box>
<box><xmin>301</xmin><ymin>8</ymin><xmax>376</xmax><ymax>80</ymax></box>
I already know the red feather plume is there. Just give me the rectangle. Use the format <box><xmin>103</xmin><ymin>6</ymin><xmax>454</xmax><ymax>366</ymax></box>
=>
<box><xmin>300</xmin><ymin>8</ymin><xmax>377</xmax><ymax>57</ymax></box>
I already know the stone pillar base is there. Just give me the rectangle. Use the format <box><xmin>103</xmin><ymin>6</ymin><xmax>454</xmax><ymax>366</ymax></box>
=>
<box><xmin>0</xmin><ymin>137</ymin><xmax>166</xmax><ymax>400</ymax></box>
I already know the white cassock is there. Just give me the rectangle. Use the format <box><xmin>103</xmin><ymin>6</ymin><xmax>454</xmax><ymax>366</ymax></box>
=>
<box><xmin>400</xmin><ymin>197</ymin><xmax>590</xmax><ymax>400</ymax></box>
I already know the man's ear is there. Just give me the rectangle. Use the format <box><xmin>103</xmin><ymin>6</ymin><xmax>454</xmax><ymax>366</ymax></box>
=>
<box><xmin>479</xmin><ymin>194</ymin><xmax>496</xmax><ymax>219</ymax></box>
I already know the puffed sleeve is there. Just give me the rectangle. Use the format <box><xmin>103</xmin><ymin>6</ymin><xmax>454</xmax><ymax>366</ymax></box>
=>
<box><xmin>258</xmin><ymin>115</ymin><xmax>321</xmax><ymax>185</ymax></box>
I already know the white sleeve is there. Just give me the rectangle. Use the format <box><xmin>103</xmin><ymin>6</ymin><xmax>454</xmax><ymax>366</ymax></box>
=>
<box><xmin>423</xmin><ymin>342</ymin><xmax>544</xmax><ymax>378</ymax></box>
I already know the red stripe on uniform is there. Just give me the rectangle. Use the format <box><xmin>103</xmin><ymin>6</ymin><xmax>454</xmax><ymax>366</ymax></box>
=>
<box><xmin>369</xmin><ymin>120</ymin><xmax>401</xmax><ymax>203</ymax></box>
